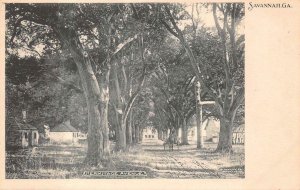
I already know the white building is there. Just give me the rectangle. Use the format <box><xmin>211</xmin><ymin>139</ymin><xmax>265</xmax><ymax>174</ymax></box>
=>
<box><xmin>179</xmin><ymin>117</ymin><xmax>220</xmax><ymax>144</ymax></box>
<box><xmin>142</xmin><ymin>126</ymin><xmax>158</xmax><ymax>142</ymax></box>
<box><xmin>232</xmin><ymin>124</ymin><xmax>245</xmax><ymax>144</ymax></box>
<box><xmin>49</xmin><ymin>120</ymin><xmax>79</xmax><ymax>145</ymax></box>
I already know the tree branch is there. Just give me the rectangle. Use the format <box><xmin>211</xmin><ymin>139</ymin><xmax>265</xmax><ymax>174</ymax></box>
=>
<box><xmin>185</xmin><ymin>105</ymin><xmax>196</xmax><ymax>121</ymax></box>
<box><xmin>160</xmin><ymin>19</ymin><xmax>179</xmax><ymax>38</ymax></box>
<box><xmin>229</xmin><ymin>87</ymin><xmax>244</xmax><ymax>114</ymax></box>
<box><xmin>112</xmin><ymin>34</ymin><xmax>138</xmax><ymax>56</ymax></box>
<box><xmin>213</xmin><ymin>4</ymin><xmax>223</xmax><ymax>37</ymax></box>
<box><xmin>164</xmin><ymin>6</ymin><xmax>183</xmax><ymax>39</ymax></box>
<box><xmin>123</xmin><ymin>66</ymin><xmax>147</xmax><ymax>122</ymax></box>
<box><xmin>47</xmin><ymin>73</ymin><xmax>83</xmax><ymax>93</ymax></box>
<box><xmin>121</xmin><ymin>64</ymin><xmax>128</xmax><ymax>97</ymax></box>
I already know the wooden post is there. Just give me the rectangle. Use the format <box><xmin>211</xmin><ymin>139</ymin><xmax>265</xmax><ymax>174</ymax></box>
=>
<box><xmin>195</xmin><ymin>81</ymin><xmax>202</xmax><ymax>149</ymax></box>
<box><xmin>195</xmin><ymin>81</ymin><xmax>215</xmax><ymax>149</ymax></box>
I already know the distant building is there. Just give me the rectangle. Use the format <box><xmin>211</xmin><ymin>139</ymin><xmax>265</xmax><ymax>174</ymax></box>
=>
<box><xmin>232</xmin><ymin>124</ymin><xmax>245</xmax><ymax>144</ymax></box>
<box><xmin>142</xmin><ymin>126</ymin><xmax>158</xmax><ymax>142</ymax></box>
<box><xmin>49</xmin><ymin>120</ymin><xmax>79</xmax><ymax>145</ymax></box>
<box><xmin>181</xmin><ymin>116</ymin><xmax>220</xmax><ymax>143</ymax></box>
<box><xmin>202</xmin><ymin>118</ymin><xmax>220</xmax><ymax>143</ymax></box>
<box><xmin>6</xmin><ymin>120</ymin><xmax>39</xmax><ymax>148</ymax></box>
<box><xmin>183</xmin><ymin>116</ymin><xmax>245</xmax><ymax>145</ymax></box>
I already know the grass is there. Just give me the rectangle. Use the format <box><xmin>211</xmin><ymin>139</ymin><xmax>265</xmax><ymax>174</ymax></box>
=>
<box><xmin>6</xmin><ymin>142</ymin><xmax>245</xmax><ymax>179</ymax></box>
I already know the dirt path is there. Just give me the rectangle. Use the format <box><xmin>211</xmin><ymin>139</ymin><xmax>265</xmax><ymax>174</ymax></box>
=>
<box><xmin>152</xmin><ymin>150</ymin><xmax>221</xmax><ymax>178</ymax></box>
<box><xmin>132</xmin><ymin>142</ymin><xmax>244</xmax><ymax>178</ymax></box>
<box><xmin>6</xmin><ymin>142</ymin><xmax>244</xmax><ymax>179</ymax></box>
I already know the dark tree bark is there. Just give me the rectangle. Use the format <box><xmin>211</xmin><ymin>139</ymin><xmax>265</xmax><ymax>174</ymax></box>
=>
<box><xmin>126</xmin><ymin>110</ymin><xmax>133</xmax><ymax>145</ymax></box>
<box><xmin>175</xmin><ymin>128</ymin><xmax>179</xmax><ymax>139</ymax></box>
<box><xmin>181</xmin><ymin>118</ymin><xmax>189</xmax><ymax>145</ymax></box>
<box><xmin>116</xmin><ymin>122</ymin><xmax>127</xmax><ymax>151</ymax></box>
<box><xmin>134</xmin><ymin>125</ymin><xmax>140</xmax><ymax>144</ymax></box>
<box><xmin>216</xmin><ymin>117</ymin><xmax>233</xmax><ymax>152</ymax></box>
<box><xmin>132</xmin><ymin>120</ymin><xmax>136</xmax><ymax>144</ymax></box>
<box><xmin>157</xmin><ymin>127</ymin><xmax>163</xmax><ymax>140</ymax></box>
<box><xmin>98</xmin><ymin>67</ymin><xmax>111</xmax><ymax>156</ymax></box>
<box><xmin>195</xmin><ymin>81</ymin><xmax>204</xmax><ymax>149</ymax></box>
<box><xmin>137</xmin><ymin>125</ymin><xmax>142</xmax><ymax>142</ymax></box>
<box><xmin>111</xmin><ymin>62</ymin><xmax>127</xmax><ymax>151</ymax></box>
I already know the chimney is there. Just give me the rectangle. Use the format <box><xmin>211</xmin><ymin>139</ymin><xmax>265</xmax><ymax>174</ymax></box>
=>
<box><xmin>22</xmin><ymin>110</ymin><xmax>27</xmax><ymax>122</ymax></box>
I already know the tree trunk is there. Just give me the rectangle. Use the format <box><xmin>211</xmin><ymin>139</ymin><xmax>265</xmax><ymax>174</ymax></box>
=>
<box><xmin>57</xmin><ymin>27</ymin><xmax>109</xmax><ymax>166</ymax></box>
<box><xmin>158</xmin><ymin>128</ymin><xmax>163</xmax><ymax>140</ymax></box>
<box><xmin>195</xmin><ymin>81</ymin><xmax>204</xmax><ymax>149</ymax></box>
<box><xmin>216</xmin><ymin>117</ymin><xmax>233</xmax><ymax>153</ymax></box>
<box><xmin>74</xmin><ymin>58</ymin><xmax>106</xmax><ymax>165</ymax></box>
<box><xmin>85</xmin><ymin>99</ymin><xmax>105</xmax><ymax>165</ymax></box>
<box><xmin>98</xmin><ymin>68</ymin><xmax>111</xmax><ymax>156</ymax></box>
<box><xmin>175</xmin><ymin>128</ymin><xmax>179</xmax><ymax>139</ymax></box>
<box><xmin>116</xmin><ymin>122</ymin><xmax>127</xmax><ymax>151</ymax></box>
<box><xmin>163</xmin><ymin>130</ymin><xmax>168</xmax><ymax>140</ymax></box>
<box><xmin>112</xmin><ymin>63</ymin><xmax>127</xmax><ymax>151</ymax></box>
<box><xmin>181</xmin><ymin>118</ymin><xmax>189</xmax><ymax>145</ymax></box>
<box><xmin>132</xmin><ymin>122</ymin><xmax>136</xmax><ymax>144</ymax></box>
<box><xmin>126</xmin><ymin>110</ymin><xmax>133</xmax><ymax>145</ymax></box>
<box><xmin>134</xmin><ymin>125</ymin><xmax>139</xmax><ymax>143</ymax></box>
<box><xmin>216</xmin><ymin>96</ymin><xmax>242</xmax><ymax>153</ymax></box>
<box><xmin>137</xmin><ymin>126</ymin><xmax>143</xmax><ymax>142</ymax></box>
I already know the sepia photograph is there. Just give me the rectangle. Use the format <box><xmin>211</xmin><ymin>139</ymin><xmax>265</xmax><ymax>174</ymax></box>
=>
<box><xmin>4</xmin><ymin>3</ymin><xmax>245</xmax><ymax>179</ymax></box>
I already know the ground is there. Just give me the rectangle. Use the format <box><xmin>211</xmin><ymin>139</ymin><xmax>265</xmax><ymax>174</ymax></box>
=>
<box><xmin>6</xmin><ymin>140</ymin><xmax>244</xmax><ymax>179</ymax></box>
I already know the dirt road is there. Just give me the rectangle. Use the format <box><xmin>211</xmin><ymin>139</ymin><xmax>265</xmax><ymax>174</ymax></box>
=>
<box><xmin>116</xmin><ymin>141</ymin><xmax>245</xmax><ymax>178</ymax></box>
<box><xmin>6</xmin><ymin>141</ymin><xmax>244</xmax><ymax>179</ymax></box>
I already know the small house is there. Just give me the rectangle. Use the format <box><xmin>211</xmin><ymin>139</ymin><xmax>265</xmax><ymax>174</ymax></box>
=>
<box><xmin>232</xmin><ymin>124</ymin><xmax>245</xmax><ymax>144</ymax></box>
<box><xmin>142</xmin><ymin>126</ymin><xmax>158</xmax><ymax>142</ymax></box>
<box><xmin>6</xmin><ymin>120</ymin><xmax>39</xmax><ymax>148</ymax></box>
<box><xmin>202</xmin><ymin>118</ymin><xmax>220</xmax><ymax>142</ymax></box>
<box><xmin>49</xmin><ymin>120</ymin><xmax>79</xmax><ymax>145</ymax></box>
<box><xmin>183</xmin><ymin>116</ymin><xmax>220</xmax><ymax>143</ymax></box>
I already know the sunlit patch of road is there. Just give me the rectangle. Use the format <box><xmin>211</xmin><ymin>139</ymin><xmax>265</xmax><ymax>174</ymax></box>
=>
<box><xmin>126</xmin><ymin>139</ymin><xmax>245</xmax><ymax>178</ymax></box>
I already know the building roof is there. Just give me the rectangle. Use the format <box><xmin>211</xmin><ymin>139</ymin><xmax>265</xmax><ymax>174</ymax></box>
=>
<box><xmin>8</xmin><ymin>120</ymin><xmax>38</xmax><ymax>131</ymax></box>
<box><xmin>51</xmin><ymin>120</ymin><xmax>78</xmax><ymax>132</ymax></box>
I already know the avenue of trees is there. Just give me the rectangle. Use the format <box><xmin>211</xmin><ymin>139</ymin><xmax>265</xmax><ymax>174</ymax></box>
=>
<box><xmin>6</xmin><ymin>3</ymin><xmax>245</xmax><ymax>166</ymax></box>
